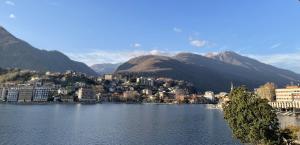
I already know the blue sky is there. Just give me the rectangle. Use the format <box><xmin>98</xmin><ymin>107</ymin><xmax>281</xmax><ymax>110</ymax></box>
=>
<box><xmin>1</xmin><ymin>0</ymin><xmax>300</xmax><ymax>72</ymax></box>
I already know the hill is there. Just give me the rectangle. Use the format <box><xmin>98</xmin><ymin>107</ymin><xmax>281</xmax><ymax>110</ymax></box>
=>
<box><xmin>0</xmin><ymin>26</ymin><xmax>96</xmax><ymax>76</ymax></box>
<box><xmin>116</xmin><ymin>52</ymin><xmax>300</xmax><ymax>92</ymax></box>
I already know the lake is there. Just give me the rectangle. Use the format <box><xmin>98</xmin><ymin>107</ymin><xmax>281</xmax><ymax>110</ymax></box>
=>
<box><xmin>0</xmin><ymin>104</ymin><xmax>241</xmax><ymax>145</ymax></box>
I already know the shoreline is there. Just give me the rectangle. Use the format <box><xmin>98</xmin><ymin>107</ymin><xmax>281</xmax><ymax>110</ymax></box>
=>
<box><xmin>0</xmin><ymin>101</ymin><xmax>215</xmax><ymax>105</ymax></box>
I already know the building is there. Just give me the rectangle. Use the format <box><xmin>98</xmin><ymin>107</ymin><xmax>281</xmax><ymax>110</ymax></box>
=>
<box><xmin>0</xmin><ymin>87</ymin><xmax>8</xmax><ymax>101</ymax></box>
<box><xmin>204</xmin><ymin>91</ymin><xmax>215</xmax><ymax>101</ymax></box>
<box><xmin>275</xmin><ymin>86</ymin><xmax>300</xmax><ymax>102</ymax></box>
<box><xmin>7</xmin><ymin>88</ymin><xmax>19</xmax><ymax>102</ymax></box>
<box><xmin>269</xmin><ymin>86</ymin><xmax>300</xmax><ymax>109</ymax></box>
<box><xmin>136</xmin><ymin>77</ymin><xmax>154</xmax><ymax>86</ymax></box>
<box><xmin>122</xmin><ymin>91</ymin><xmax>139</xmax><ymax>101</ymax></box>
<box><xmin>142</xmin><ymin>89</ymin><xmax>153</xmax><ymax>95</ymax></box>
<box><xmin>18</xmin><ymin>86</ymin><xmax>34</xmax><ymax>102</ymax></box>
<box><xmin>58</xmin><ymin>88</ymin><xmax>69</xmax><ymax>95</ymax></box>
<box><xmin>78</xmin><ymin>88</ymin><xmax>96</xmax><ymax>102</ymax></box>
<box><xmin>33</xmin><ymin>87</ymin><xmax>51</xmax><ymax>102</ymax></box>
<box><xmin>60</xmin><ymin>95</ymin><xmax>74</xmax><ymax>102</ymax></box>
<box><xmin>104</xmin><ymin>74</ymin><xmax>113</xmax><ymax>81</ymax></box>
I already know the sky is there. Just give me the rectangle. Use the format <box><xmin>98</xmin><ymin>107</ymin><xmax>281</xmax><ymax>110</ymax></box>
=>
<box><xmin>1</xmin><ymin>0</ymin><xmax>300</xmax><ymax>72</ymax></box>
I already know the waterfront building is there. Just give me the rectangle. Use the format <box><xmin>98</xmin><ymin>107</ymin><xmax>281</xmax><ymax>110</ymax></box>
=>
<box><xmin>58</xmin><ymin>88</ymin><xmax>68</xmax><ymax>95</ymax></box>
<box><xmin>18</xmin><ymin>86</ymin><xmax>34</xmax><ymax>102</ymax></box>
<box><xmin>122</xmin><ymin>91</ymin><xmax>139</xmax><ymax>101</ymax></box>
<box><xmin>0</xmin><ymin>87</ymin><xmax>8</xmax><ymax>101</ymax></box>
<box><xmin>269</xmin><ymin>86</ymin><xmax>300</xmax><ymax>109</ymax></box>
<box><xmin>204</xmin><ymin>91</ymin><xmax>215</xmax><ymax>101</ymax></box>
<box><xmin>60</xmin><ymin>95</ymin><xmax>74</xmax><ymax>102</ymax></box>
<box><xmin>33</xmin><ymin>87</ymin><xmax>51</xmax><ymax>102</ymax></box>
<box><xmin>7</xmin><ymin>88</ymin><xmax>19</xmax><ymax>102</ymax></box>
<box><xmin>78</xmin><ymin>88</ymin><xmax>96</xmax><ymax>102</ymax></box>
<box><xmin>275</xmin><ymin>86</ymin><xmax>300</xmax><ymax>102</ymax></box>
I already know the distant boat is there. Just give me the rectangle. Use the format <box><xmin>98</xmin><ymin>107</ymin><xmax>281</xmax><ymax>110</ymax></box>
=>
<box><xmin>206</xmin><ymin>104</ymin><xmax>219</xmax><ymax>109</ymax></box>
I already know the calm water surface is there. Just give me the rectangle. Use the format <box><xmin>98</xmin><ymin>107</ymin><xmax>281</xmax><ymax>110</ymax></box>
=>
<box><xmin>0</xmin><ymin>104</ymin><xmax>240</xmax><ymax>145</ymax></box>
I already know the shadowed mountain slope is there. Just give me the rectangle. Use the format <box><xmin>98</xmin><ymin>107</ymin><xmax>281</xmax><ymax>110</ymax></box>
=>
<box><xmin>0</xmin><ymin>26</ymin><xmax>96</xmax><ymax>75</ymax></box>
<box><xmin>116</xmin><ymin>52</ymin><xmax>300</xmax><ymax>92</ymax></box>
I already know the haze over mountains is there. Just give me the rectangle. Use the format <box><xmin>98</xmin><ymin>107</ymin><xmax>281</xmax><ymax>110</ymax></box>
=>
<box><xmin>0</xmin><ymin>26</ymin><xmax>96</xmax><ymax>75</ymax></box>
<box><xmin>116</xmin><ymin>52</ymin><xmax>300</xmax><ymax>92</ymax></box>
<box><xmin>90</xmin><ymin>63</ymin><xmax>121</xmax><ymax>75</ymax></box>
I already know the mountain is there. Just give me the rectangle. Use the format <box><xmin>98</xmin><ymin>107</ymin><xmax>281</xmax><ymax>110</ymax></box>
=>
<box><xmin>116</xmin><ymin>55</ymin><xmax>233</xmax><ymax>92</ymax></box>
<box><xmin>90</xmin><ymin>63</ymin><xmax>121</xmax><ymax>75</ymax></box>
<box><xmin>0</xmin><ymin>67</ymin><xmax>6</xmax><ymax>75</ymax></box>
<box><xmin>0</xmin><ymin>26</ymin><xmax>97</xmax><ymax>75</ymax></box>
<box><xmin>205</xmin><ymin>51</ymin><xmax>300</xmax><ymax>81</ymax></box>
<box><xmin>116</xmin><ymin>52</ymin><xmax>300</xmax><ymax>92</ymax></box>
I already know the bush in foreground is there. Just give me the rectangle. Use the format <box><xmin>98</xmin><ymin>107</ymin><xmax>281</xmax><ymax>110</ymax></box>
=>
<box><xmin>224</xmin><ymin>86</ymin><xmax>294</xmax><ymax>145</ymax></box>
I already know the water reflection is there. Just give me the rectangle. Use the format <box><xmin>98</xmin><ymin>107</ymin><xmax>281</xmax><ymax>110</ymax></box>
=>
<box><xmin>0</xmin><ymin>104</ymin><xmax>241</xmax><ymax>145</ymax></box>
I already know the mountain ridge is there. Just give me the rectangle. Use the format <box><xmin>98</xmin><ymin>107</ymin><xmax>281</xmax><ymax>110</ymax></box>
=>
<box><xmin>116</xmin><ymin>52</ymin><xmax>300</xmax><ymax>92</ymax></box>
<box><xmin>0</xmin><ymin>26</ymin><xmax>97</xmax><ymax>75</ymax></box>
<box><xmin>90</xmin><ymin>63</ymin><xmax>121</xmax><ymax>75</ymax></box>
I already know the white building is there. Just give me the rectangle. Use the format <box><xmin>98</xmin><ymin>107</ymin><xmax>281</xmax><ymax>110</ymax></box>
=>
<box><xmin>78</xmin><ymin>88</ymin><xmax>96</xmax><ymax>102</ymax></box>
<box><xmin>18</xmin><ymin>86</ymin><xmax>34</xmax><ymax>102</ymax></box>
<box><xmin>33</xmin><ymin>87</ymin><xmax>51</xmax><ymax>102</ymax></box>
<box><xmin>7</xmin><ymin>88</ymin><xmax>19</xmax><ymax>102</ymax></box>
<box><xmin>275</xmin><ymin>86</ymin><xmax>300</xmax><ymax>102</ymax></box>
<box><xmin>204</xmin><ymin>91</ymin><xmax>215</xmax><ymax>101</ymax></box>
<box><xmin>58</xmin><ymin>88</ymin><xmax>68</xmax><ymax>95</ymax></box>
<box><xmin>104</xmin><ymin>74</ymin><xmax>113</xmax><ymax>81</ymax></box>
<box><xmin>136</xmin><ymin>77</ymin><xmax>154</xmax><ymax>86</ymax></box>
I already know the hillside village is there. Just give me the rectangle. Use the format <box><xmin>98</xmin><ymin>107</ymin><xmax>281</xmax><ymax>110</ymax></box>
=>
<box><xmin>3</xmin><ymin>67</ymin><xmax>300</xmax><ymax>116</ymax></box>
<box><xmin>0</xmin><ymin>69</ymin><xmax>224</xmax><ymax>104</ymax></box>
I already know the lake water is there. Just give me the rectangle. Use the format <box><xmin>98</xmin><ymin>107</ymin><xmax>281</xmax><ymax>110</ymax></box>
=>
<box><xmin>0</xmin><ymin>104</ymin><xmax>241</xmax><ymax>145</ymax></box>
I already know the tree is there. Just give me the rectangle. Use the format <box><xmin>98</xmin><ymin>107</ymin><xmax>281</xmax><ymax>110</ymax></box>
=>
<box><xmin>281</xmin><ymin>125</ymin><xmax>300</xmax><ymax>144</ymax></box>
<box><xmin>256</xmin><ymin>82</ymin><xmax>276</xmax><ymax>102</ymax></box>
<box><xmin>224</xmin><ymin>86</ymin><xmax>284</xmax><ymax>144</ymax></box>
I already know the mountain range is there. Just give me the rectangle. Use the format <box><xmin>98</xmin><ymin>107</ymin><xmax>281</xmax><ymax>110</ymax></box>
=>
<box><xmin>116</xmin><ymin>52</ymin><xmax>300</xmax><ymax>92</ymax></box>
<box><xmin>1</xmin><ymin>25</ymin><xmax>300</xmax><ymax>92</ymax></box>
<box><xmin>0</xmin><ymin>26</ymin><xmax>96</xmax><ymax>75</ymax></box>
<box><xmin>90</xmin><ymin>63</ymin><xmax>121</xmax><ymax>75</ymax></box>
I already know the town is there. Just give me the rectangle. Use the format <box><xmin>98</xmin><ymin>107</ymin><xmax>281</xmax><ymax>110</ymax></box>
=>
<box><xmin>2</xmin><ymin>69</ymin><xmax>300</xmax><ymax>114</ymax></box>
<box><xmin>0</xmin><ymin>69</ymin><xmax>223</xmax><ymax>104</ymax></box>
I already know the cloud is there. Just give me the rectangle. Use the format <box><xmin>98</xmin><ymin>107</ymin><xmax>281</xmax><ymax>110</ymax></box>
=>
<box><xmin>66</xmin><ymin>49</ymin><xmax>175</xmax><ymax>66</ymax></box>
<box><xmin>5</xmin><ymin>0</ymin><xmax>15</xmax><ymax>6</ymax></box>
<box><xmin>131</xmin><ymin>43</ymin><xmax>141</xmax><ymax>48</ymax></box>
<box><xmin>189</xmin><ymin>39</ymin><xmax>208</xmax><ymax>48</ymax></box>
<box><xmin>270</xmin><ymin>43</ymin><xmax>281</xmax><ymax>49</ymax></box>
<box><xmin>149</xmin><ymin>49</ymin><xmax>172</xmax><ymax>56</ymax></box>
<box><xmin>247</xmin><ymin>52</ymin><xmax>300</xmax><ymax>73</ymax></box>
<box><xmin>9</xmin><ymin>14</ymin><xmax>16</xmax><ymax>19</ymax></box>
<box><xmin>173</xmin><ymin>27</ymin><xmax>182</xmax><ymax>33</ymax></box>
